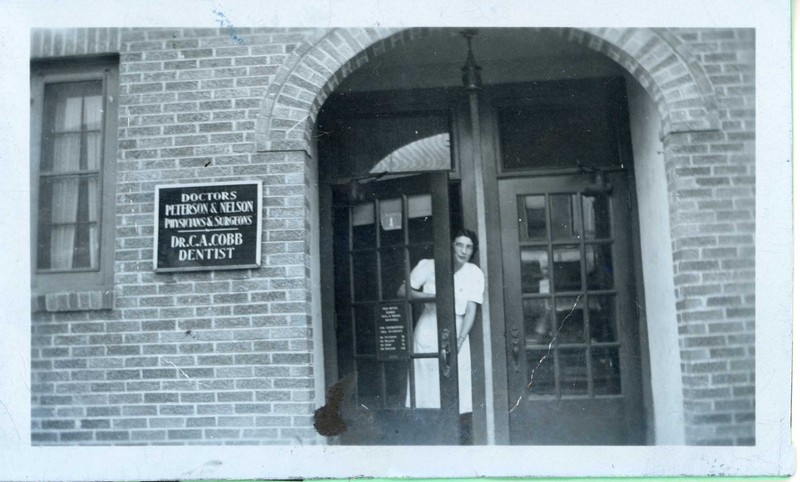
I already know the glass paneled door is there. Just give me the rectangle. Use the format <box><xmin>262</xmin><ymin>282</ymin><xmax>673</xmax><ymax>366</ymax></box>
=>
<box><xmin>332</xmin><ymin>172</ymin><xmax>460</xmax><ymax>445</ymax></box>
<box><xmin>500</xmin><ymin>173</ymin><xmax>645</xmax><ymax>445</ymax></box>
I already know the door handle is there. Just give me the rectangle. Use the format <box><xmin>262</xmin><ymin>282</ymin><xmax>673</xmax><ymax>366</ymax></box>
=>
<box><xmin>509</xmin><ymin>327</ymin><xmax>521</xmax><ymax>373</ymax></box>
<box><xmin>440</xmin><ymin>327</ymin><xmax>452</xmax><ymax>378</ymax></box>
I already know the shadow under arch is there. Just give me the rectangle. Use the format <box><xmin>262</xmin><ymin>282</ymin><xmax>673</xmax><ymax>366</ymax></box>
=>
<box><xmin>255</xmin><ymin>27</ymin><xmax>719</xmax><ymax>153</ymax></box>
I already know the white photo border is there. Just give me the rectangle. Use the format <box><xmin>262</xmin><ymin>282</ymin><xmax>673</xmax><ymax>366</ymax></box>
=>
<box><xmin>0</xmin><ymin>0</ymin><xmax>792</xmax><ymax>478</ymax></box>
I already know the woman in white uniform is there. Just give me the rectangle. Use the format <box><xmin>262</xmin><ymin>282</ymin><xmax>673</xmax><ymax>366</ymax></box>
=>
<box><xmin>398</xmin><ymin>229</ymin><xmax>485</xmax><ymax>444</ymax></box>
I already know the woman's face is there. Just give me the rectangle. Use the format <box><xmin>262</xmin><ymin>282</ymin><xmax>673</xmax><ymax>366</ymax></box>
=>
<box><xmin>452</xmin><ymin>235</ymin><xmax>475</xmax><ymax>265</ymax></box>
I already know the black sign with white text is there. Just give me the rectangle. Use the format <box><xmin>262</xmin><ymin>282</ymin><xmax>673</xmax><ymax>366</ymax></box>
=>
<box><xmin>376</xmin><ymin>303</ymin><xmax>409</xmax><ymax>361</ymax></box>
<box><xmin>154</xmin><ymin>181</ymin><xmax>262</xmax><ymax>271</ymax></box>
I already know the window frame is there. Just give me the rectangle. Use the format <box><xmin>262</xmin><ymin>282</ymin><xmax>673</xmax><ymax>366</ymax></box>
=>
<box><xmin>30</xmin><ymin>57</ymin><xmax>118</xmax><ymax>300</ymax></box>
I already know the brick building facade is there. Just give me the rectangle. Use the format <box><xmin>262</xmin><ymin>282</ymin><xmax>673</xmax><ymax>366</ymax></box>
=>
<box><xmin>29</xmin><ymin>27</ymin><xmax>755</xmax><ymax>445</ymax></box>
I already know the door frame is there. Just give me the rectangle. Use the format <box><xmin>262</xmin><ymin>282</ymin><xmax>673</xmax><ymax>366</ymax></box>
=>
<box><xmin>318</xmin><ymin>87</ymin><xmax>466</xmax><ymax>394</ymax></box>
<box><xmin>498</xmin><ymin>173</ymin><xmax>645</xmax><ymax>445</ymax></box>
<box><xmin>330</xmin><ymin>172</ymin><xmax>461</xmax><ymax>444</ymax></box>
<box><xmin>317</xmin><ymin>78</ymin><xmax>653</xmax><ymax>445</ymax></box>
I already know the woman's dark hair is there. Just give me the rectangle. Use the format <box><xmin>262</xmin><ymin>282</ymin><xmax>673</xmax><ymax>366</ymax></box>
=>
<box><xmin>452</xmin><ymin>228</ymin><xmax>479</xmax><ymax>261</ymax></box>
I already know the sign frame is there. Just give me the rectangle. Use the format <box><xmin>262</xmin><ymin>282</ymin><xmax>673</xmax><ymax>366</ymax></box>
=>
<box><xmin>152</xmin><ymin>180</ymin><xmax>263</xmax><ymax>273</ymax></box>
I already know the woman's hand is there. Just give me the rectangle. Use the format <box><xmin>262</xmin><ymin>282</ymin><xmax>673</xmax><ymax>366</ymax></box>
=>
<box><xmin>457</xmin><ymin>334</ymin><xmax>467</xmax><ymax>352</ymax></box>
<box><xmin>398</xmin><ymin>281</ymin><xmax>435</xmax><ymax>300</ymax></box>
<box><xmin>457</xmin><ymin>301</ymin><xmax>478</xmax><ymax>353</ymax></box>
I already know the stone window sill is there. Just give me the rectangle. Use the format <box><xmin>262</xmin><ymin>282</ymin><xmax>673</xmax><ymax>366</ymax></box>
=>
<box><xmin>32</xmin><ymin>291</ymin><xmax>114</xmax><ymax>313</ymax></box>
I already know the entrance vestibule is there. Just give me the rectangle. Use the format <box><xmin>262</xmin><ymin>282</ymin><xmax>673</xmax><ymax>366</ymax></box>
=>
<box><xmin>315</xmin><ymin>29</ymin><xmax>664</xmax><ymax>445</ymax></box>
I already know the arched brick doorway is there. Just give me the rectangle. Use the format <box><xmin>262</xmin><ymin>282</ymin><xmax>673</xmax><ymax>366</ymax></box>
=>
<box><xmin>256</xmin><ymin>28</ymin><xmax>753</xmax><ymax>446</ymax></box>
<box><xmin>256</xmin><ymin>27</ymin><xmax>718</xmax><ymax>149</ymax></box>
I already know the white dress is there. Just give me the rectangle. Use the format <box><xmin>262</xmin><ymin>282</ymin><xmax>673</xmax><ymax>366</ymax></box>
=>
<box><xmin>406</xmin><ymin>259</ymin><xmax>485</xmax><ymax>414</ymax></box>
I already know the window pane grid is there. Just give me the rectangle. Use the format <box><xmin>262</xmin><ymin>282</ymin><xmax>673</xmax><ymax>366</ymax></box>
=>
<box><xmin>47</xmin><ymin>128</ymin><xmax>102</xmax><ymax>136</ymax></box>
<box><xmin>43</xmin><ymin>221</ymin><xmax>100</xmax><ymax>228</ymax></box>
<box><xmin>550</xmin><ymin>341</ymin><xmax>620</xmax><ymax>348</ymax></box>
<box><xmin>39</xmin><ymin>170</ymin><xmax>101</xmax><ymax>178</ymax></box>
<box><xmin>38</xmin><ymin>79</ymin><xmax>105</xmax><ymax>273</ymax></box>
<box><xmin>37</xmin><ymin>173</ymin><xmax>101</xmax><ymax>270</ymax></box>
<box><xmin>521</xmin><ymin>191</ymin><xmax>621</xmax><ymax>399</ymax></box>
<box><xmin>350</xmin><ymin>192</ymin><xmax>435</xmax><ymax>409</ymax></box>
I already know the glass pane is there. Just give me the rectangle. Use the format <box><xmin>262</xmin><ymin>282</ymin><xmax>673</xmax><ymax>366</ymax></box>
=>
<box><xmin>47</xmin><ymin>177</ymin><xmax>80</xmax><ymax>223</ymax></box>
<box><xmin>37</xmin><ymin>176</ymin><xmax>53</xmax><ymax>224</ymax></box>
<box><xmin>586</xmin><ymin>243</ymin><xmax>614</xmax><ymax>290</ymax></box>
<box><xmin>49</xmin><ymin>225</ymin><xmax>77</xmax><ymax>270</ymax></box>
<box><xmin>583</xmin><ymin>194</ymin><xmax>611</xmax><ymax>239</ymax></box>
<box><xmin>379</xmin><ymin>198</ymin><xmax>404</xmax><ymax>247</ymax></box>
<box><xmin>553</xmin><ymin>246</ymin><xmax>582</xmax><ymax>292</ymax></box>
<box><xmin>352</xmin><ymin>253</ymin><xmax>378</xmax><ymax>301</ymax></box>
<box><xmin>89</xmin><ymin>224</ymin><xmax>99</xmax><ymax>268</ymax></box>
<box><xmin>332</xmin><ymin>206</ymin><xmax>351</xmax><ymax>301</ymax></box>
<box><xmin>408</xmin><ymin>246</ymin><xmax>434</xmax><ymax>274</ymax></box>
<box><xmin>526</xmin><ymin>349</ymin><xmax>556</xmax><ymax>395</ymax></box>
<box><xmin>73</xmin><ymin>175</ymin><xmax>93</xmax><ymax>268</ymax></box>
<box><xmin>351</xmin><ymin>203</ymin><xmax>376</xmax><ymax>250</ymax></box>
<box><xmin>521</xmin><ymin>195</ymin><xmax>546</xmax><ymax>240</ymax></box>
<box><xmin>43</xmin><ymin>81</ymin><xmax>103</xmax><ymax>173</ymax></box>
<box><xmin>86</xmin><ymin>176</ymin><xmax>100</xmax><ymax>222</ymax></box>
<box><xmin>54</xmin><ymin>92</ymin><xmax>83</xmax><ymax>132</ymax></box>
<box><xmin>408</xmin><ymin>194</ymin><xmax>432</xmax><ymax>218</ymax></box>
<box><xmin>44</xmin><ymin>214</ymin><xmax>99</xmax><ymax>270</ymax></box>
<box><xmin>352</xmin><ymin>202</ymin><xmax>375</xmax><ymax>226</ymax></box>
<box><xmin>592</xmin><ymin>347</ymin><xmax>621</xmax><ymax>395</ymax></box>
<box><xmin>589</xmin><ymin>296</ymin><xmax>617</xmax><ymax>342</ymax></box>
<box><xmin>83</xmin><ymin>94</ymin><xmax>104</xmax><ymax>130</ymax></box>
<box><xmin>353</xmin><ymin>305</ymin><xmax>376</xmax><ymax>355</ymax></box>
<box><xmin>523</xmin><ymin>298</ymin><xmax>552</xmax><ymax>345</ymax></box>
<box><xmin>36</xmin><ymin>222</ymin><xmax>52</xmax><ymax>270</ymax></box>
<box><xmin>550</xmin><ymin>194</ymin><xmax>581</xmax><ymax>240</ymax></box>
<box><xmin>559</xmin><ymin>348</ymin><xmax>588</xmax><ymax>395</ymax></box>
<box><xmin>370</xmin><ymin>132</ymin><xmax>451</xmax><ymax>174</ymax></box>
<box><xmin>520</xmin><ymin>248</ymin><xmax>550</xmax><ymax>294</ymax></box>
<box><xmin>410</xmin><ymin>310</ymin><xmax>437</xmax><ymax>353</ymax></box>
<box><xmin>498</xmin><ymin>105</ymin><xmax>621</xmax><ymax>171</ymax></box>
<box><xmin>336</xmin><ymin>114</ymin><xmax>449</xmax><ymax>178</ymax></box>
<box><xmin>37</xmin><ymin>177</ymin><xmax>53</xmax><ymax>270</ymax></box>
<box><xmin>555</xmin><ymin>297</ymin><xmax>585</xmax><ymax>344</ymax></box>
<box><xmin>380</xmin><ymin>247</ymin><xmax>406</xmax><ymax>300</ymax></box>
<box><xmin>85</xmin><ymin>131</ymin><xmax>103</xmax><ymax>170</ymax></box>
<box><xmin>407</xmin><ymin>194</ymin><xmax>433</xmax><ymax>244</ymax></box>
<box><xmin>356</xmin><ymin>359</ymin><xmax>382</xmax><ymax>408</ymax></box>
<box><xmin>384</xmin><ymin>361</ymin><xmax>410</xmax><ymax>408</ymax></box>
<box><xmin>50</xmin><ymin>133</ymin><xmax>81</xmax><ymax>173</ymax></box>
<box><xmin>72</xmin><ymin>222</ymin><xmax>95</xmax><ymax>269</ymax></box>
<box><xmin>75</xmin><ymin>176</ymin><xmax>95</xmax><ymax>224</ymax></box>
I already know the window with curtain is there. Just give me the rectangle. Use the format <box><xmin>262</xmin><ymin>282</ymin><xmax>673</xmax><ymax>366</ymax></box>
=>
<box><xmin>31</xmin><ymin>59</ymin><xmax>118</xmax><ymax>305</ymax></box>
<box><xmin>37</xmin><ymin>80</ymin><xmax>104</xmax><ymax>271</ymax></box>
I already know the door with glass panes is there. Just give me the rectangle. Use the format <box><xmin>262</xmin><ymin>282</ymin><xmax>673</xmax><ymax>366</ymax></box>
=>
<box><xmin>332</xmin><ymin>172</ymin><xmax>460</xmax><ymax>445</ymax></box>
<box><xmin>500</xmin><ymin>172</ymin><xmax>644</xmax><ymax>445</ymax></box>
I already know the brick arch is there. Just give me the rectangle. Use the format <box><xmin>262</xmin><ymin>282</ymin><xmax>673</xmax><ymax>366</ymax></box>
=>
<box><xmin>255</xmin><ymin>27</ymin><xmax>719</xmax><ymax>152</ymax></box>
<box><xmin>255</xmin><ymin>28</ymin><xmax>435</xmax><ymax>152</ymax></box>
<box><xmin>557</xmin><ymin>28</ymin><xmax>719</xmax><ymax>137</ymax></box>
